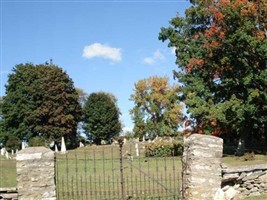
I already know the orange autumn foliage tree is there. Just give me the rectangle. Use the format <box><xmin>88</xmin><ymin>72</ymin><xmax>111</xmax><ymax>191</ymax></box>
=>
<box><xmin>159</xmin><ymin>0</ymin><xmax>267</xmax><ymax>143</ymax></box>
<box><xmin>130</xmin><ymin>76</ymin><xmax>183</xmax><ymax>138</ymax></box>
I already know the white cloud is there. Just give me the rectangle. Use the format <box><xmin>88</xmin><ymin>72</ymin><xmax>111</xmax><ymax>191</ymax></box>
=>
<box><xmin>82</xmin><ymin>43</ymin><xmax>122</xmax><ymax>62</ymax></box>
<box><xmin>143</xmin><ymin>57</ymin><xmax>155</xmax><ymax>65</ymax></box>
<box><xmin>154</xmin><ymin>50</ymin><xmax>165</xmax><ymax>60</ymax></box>
<box><xmin>143</xmin><ymin>50</ymin><xmax>165</xmax><ymax>66</ymax></box>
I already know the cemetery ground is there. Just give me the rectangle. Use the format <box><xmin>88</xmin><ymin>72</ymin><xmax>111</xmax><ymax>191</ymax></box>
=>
<box><xmin>0</xmin><ymin>143</ymin><xmax>266</xmax><ymax>199</ymax></box>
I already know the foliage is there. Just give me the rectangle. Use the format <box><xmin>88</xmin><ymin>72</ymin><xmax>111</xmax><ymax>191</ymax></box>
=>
<box><xmin>145</xmin><ymin>139</ymin><xmax>183</xmax><ymax>157</ymax></box>
<box><xmin>243</xmin><ymin>151</ymin><xmax>255</xmax><ymax>161</ymax></box>
<box><xmin>159</xmin><ymin>0</ymin><xmax>267</xmax><ymax>143</ymax></box>
<box><xmin>28</xmin><ymin>136</ymin><xmax>47</xmax><ymax>147</ymax></box>
<box><xmin>2</xmin><ymin>63</ymin><xmax>82</xmax><ymax>146</ymax></box>
<box><xmin>130</xmin><ymin>76</ymin><xmax>183</xmax><ymax>138</ymax></box>
<box><xmin>123</xmin><ymin>131</ymin><xmax>135</xmax><ymax>140</ymax></box>
<box><xmin>5</xmin><ymin>135</ymin><xmax>21</xmax><ymax>151</ymax></box>
<box><xmin>83</xmin><ymin>92</ymin><xmax>122</xmax><ymax>144</ymax></box>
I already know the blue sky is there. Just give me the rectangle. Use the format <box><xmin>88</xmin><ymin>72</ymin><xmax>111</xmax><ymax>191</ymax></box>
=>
<box><xmin>0</xmin><ymin>0</ymin><xmax>190</xmax><ymax>133</ymax></box>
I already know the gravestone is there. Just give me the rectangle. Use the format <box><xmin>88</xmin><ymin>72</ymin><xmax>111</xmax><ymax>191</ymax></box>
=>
<box><xmin>1</xmin><ymin>147</ymin><xmax>6</xmax><ymax>156</ymax></box>
<box><xmin>61</xmin><ymin>137</ymin><xmax>66</xmax><ymax>153</ymax></box>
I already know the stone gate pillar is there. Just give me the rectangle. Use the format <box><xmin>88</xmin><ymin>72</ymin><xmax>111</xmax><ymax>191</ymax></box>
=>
<box><xmin>16</xmin><ymin>147</ymin><xmax>56</xmax><ymax>200</ymax></box>
<box><xmin>182</xmin><ymin>134</ymin><xmax>223</xmax><ymax>200</ymax></box>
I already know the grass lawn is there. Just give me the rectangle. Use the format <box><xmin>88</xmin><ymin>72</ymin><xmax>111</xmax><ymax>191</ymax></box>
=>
<box><xmin>0</xmin><ymin>156</ymin><xmax>16</xmax><ymax>187</ymax></box>
<box><xmin>243</xmin><ymin>193</ymin><xmax>267</xmax><ymax>200</ymax></box>
<box><xmin>222</xmin><ymin>154</ymin><xmax>267</xmax><ymax>166</ymax></box>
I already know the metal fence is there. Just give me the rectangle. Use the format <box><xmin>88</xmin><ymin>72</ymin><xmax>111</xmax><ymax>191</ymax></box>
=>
<box><xmin>55</xmin><ymin>141</ymin><xmax>181</xmax><ymax>200</ymax></box>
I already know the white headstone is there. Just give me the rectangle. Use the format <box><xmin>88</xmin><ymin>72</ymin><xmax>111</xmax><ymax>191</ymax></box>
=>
<box><xmin>1</xmin><ymin>147</ymin><xmax>6</xmax><ymax>156</ymax></box>
<box><xmin>61</xmin><ymin>137</ymin><xmax>66</xmax><ymax>153</ymax></box>
<box><xmin>55</xmin><ymin>144</ymin><xmax>58</xmax><ymax>152</ymax></box>
<box><xmin>16</xmin><ymin>149</ymin><xmax>18</xmax><ymax>154</ymax></box>
<box><xmin>49</xmin><ymin>141</ymin><xmax>55</xmax><ymax>148</ymax></box>
<box><xmin>22</xmin><ymin>141</ymin><xmax>25</xmax><ymax>150</ymax></box>
<box><xmin>135</xmin><ymin>143</ymin><xmax>139</xmax><ymax>157</ymax></box>
<box><xmin>11</xmin><ymin>149</ymin><xmax>14</xmax><ymax>155</ymax></box>
<box><xmin>142</xmin><ymin>136</ymin><xmax>145</xmax><ymax>142</ymax></box>
<box><xmin>5</xmin><ymin>151</ymin><xmax>9</xmax><ymax>159</ymax></box>
<box><xmin>79</xmin><ymin>142</ymin><xmax>84</xmax><ymax>148</ymax></box>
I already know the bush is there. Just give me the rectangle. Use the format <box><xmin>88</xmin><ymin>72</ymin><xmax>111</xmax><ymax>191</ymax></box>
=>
<box><xmin>145</xmin><ymin>140</ymin><xmax>183</xmax><ymax>157</ymax></box>
<box><xmin>243</xmin><ymin>151</ymin><xmax>255</xmax><ymax>161</ymax></box>
<box><xmin>28</xmin><ymin>136</ymin><xmax>46</xmax><ymax>147</ymax></box>
<box><xmin>5</xmin><ymin>135</ymin><xmax>21</xmax><ymax>151</ymax></box>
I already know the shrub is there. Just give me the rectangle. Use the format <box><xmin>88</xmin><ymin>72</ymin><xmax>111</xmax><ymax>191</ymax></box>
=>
<box><xmin>5</xmin><ymin>135</ymin><xmax>21</xmax><ymax>151</ymax></box>
<box><xmin>243</xmin><ymin>151</ymin><xmax>255</xmax><ymax>161</ymax></box>
<box><xmin>145</xmin><ymin>140</ymin><xmax>183</xmax><ymax>157</ymax></box>
<box><xmin>28</xmin><ymin>136</ymin><xmax>46</xmax><ymax>147</ymax></box>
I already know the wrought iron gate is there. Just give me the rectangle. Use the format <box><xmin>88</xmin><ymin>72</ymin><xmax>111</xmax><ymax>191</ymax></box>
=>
<box><xmin>55</xmin><ymin>141</ymin><xmax>181</xmax><ymax>199</ymax></box>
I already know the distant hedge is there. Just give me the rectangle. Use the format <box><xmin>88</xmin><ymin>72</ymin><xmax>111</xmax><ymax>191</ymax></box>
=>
<box><xmin>145</xmin><ymin>140</ymin><xmax>183</xmax><ymax>157</ymax></box>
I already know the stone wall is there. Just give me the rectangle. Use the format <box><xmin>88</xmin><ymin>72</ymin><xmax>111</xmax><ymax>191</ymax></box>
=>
<box><xmin>221</xmin><ymin>164</ymin><xmax>267</xmax><ymax>198</ymax></box>
<box><xmin>182</xmin><ymin>134</ymin><xmax>223</xmax><ymax>200</ymax></box>
<box><xmin>16</xmin><ymin>147</ymin><xmax>56</xmax><ymax>200</ymax></box>
<box><xmin>0</xmin><ymin>187</ymin><xmax>18</xmax><ymax>200</ymax></box>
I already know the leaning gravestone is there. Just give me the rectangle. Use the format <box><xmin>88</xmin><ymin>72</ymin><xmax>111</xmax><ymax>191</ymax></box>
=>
<box><xmin>182</xmin><ymin>134</ymin><xmax>223</xmax><ymax>200</ymax></box>
<box><xmin>16</xmin><ymin>147</ymin><xmax>56</xmax><ymax>200</ymax></box>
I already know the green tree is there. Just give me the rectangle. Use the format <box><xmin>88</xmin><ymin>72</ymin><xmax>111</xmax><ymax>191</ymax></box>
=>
<box><xmin>2</xmin><ymin>63</ymin><xmax>82</xmax><ymax>146</ymax></box>
<box><xmin>130</xmin><ymin>76</ymin><xmax>183</xmax><ymax>138</ymax></box>
<box><xmin>159</xmin><ymin>0</ymin><xmax>267</xmax><ymax>144</ymax></box>
<box><xmin>83</xmin><ymin>92</ymin><xmax>122</xmax><ymax>144</ymax></box>
<box><xmin>0</xmin><ymin>96</ymin><xmax>6</xmax><ymax>144</ymax></box>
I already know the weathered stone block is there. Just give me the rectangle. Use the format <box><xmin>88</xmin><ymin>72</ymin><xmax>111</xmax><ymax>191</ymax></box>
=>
<box><xmin>16</xmin><ymin>147</ymin><xmax>56</xmax><ymax>200</ymax></box>
<box><xmin>182</xmin><ymin>134</ymin><xmax>223</xmax><ymax>200</ymax></box>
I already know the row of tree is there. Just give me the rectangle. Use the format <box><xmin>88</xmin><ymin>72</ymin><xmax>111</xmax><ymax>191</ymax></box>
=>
<box><xmin>0</xmin><ymin>63</ymin><xmax>122</xmax><ymax>148</ymax></box>
<box><xmin>0</xmin><ymin>61</ymin><xmax>180</xmax><ymax>149</ymax></box>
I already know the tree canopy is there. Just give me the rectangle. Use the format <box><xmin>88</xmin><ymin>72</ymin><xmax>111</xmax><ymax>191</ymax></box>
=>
<box><xmin>2</xmin><ymin>63</ymin><xmax>82</xmax><ymax>146</ymax></box>
<box><xmin>83</xmin><ymin>92</ymin><xmax>122</xmax><ymax>144</ymax></box>
<box><xmin>159</xmin><ymin>0</ymin><xmax>267</xmax><ymax>143</ymax></box>
<box><xmin>130</xmin><ymin>76</ymin><xmax>183</xmax><ymax>138</ymax></box>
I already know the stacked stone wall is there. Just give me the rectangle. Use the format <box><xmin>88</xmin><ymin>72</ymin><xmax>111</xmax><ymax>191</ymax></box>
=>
<box><xmin>222</xmin><ymin>164</ymin><xmax>267</xmax><ymax>197</ymax></box>
<box><xmin>0</xmin><ymin>187</ymin><xmax>18</xmax><ymax>200</ymax></box>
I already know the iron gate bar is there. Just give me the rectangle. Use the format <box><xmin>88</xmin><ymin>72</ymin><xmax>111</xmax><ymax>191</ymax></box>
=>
<box><xmin>124</xmin><ymin>158</ymin><xmax>178</xmax><ymax>196</ymax></box>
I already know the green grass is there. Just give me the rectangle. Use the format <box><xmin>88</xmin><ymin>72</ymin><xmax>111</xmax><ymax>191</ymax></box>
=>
<box><xmin>222</xmin><ymin>154</ymin><xmax>267</xmax><ymax>166</ymax></box>
<box><xmin>0</xmin><ymin>156</ymin><xmax>17</xmax><ymax>187</ymax></box>
<box><xmin>243</xmin><ymin>193</ymin><xmax>267</xmax><ymax>200</ymax></box>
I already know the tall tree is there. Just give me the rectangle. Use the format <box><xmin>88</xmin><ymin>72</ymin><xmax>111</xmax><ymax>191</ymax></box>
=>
<box><xmin>2</xmin><ymin>63</ymin><xmax>82</xmax><ymax>145</ymax></box>
<box><xmin>83</xmin><ymin>92</ymin><xmax>122</xmax><ymax>144</ymax></box>
<box><xmin>159</xmin><ymin>0</ymin><xmax>267</xmax><ymax>143</ymax></box>
<box><xmin>130</xmin><ymin>76</ymin><xmax>183</xmax><ymax>138</ymax></box>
